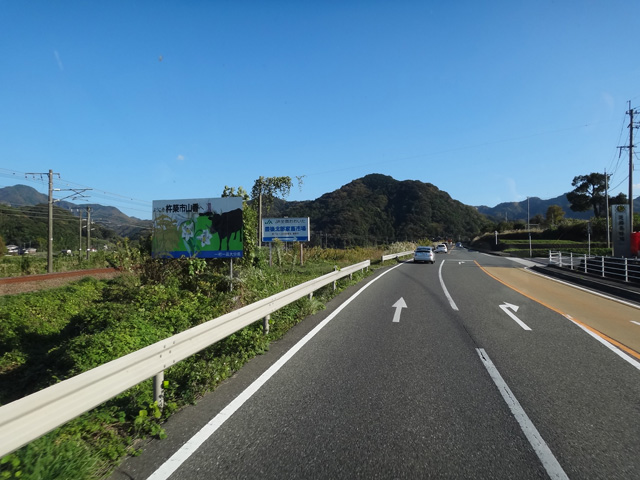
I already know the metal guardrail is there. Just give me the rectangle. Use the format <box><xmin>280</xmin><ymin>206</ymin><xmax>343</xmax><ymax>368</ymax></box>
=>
<box><xmin>381</xmin><ymin>250</ymin><xmax>414</xmax><ymax>262</ymax></box>
<box><xmin>548</xmin><ymin>251</ymin><xmax>640</xmax><ymax>284</ymax></box>
<box><xmin>0</xmin><ymin>260</ymin><xmax>370</xmax><ymax>457</ymax></box>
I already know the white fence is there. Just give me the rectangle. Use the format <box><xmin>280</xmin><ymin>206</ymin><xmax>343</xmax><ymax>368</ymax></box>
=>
<box><xmin>548</xmin><ymin>251</ymin><xmax>640</xmax><ymax>283</ymax></box>
<box><xmin>0</xmin><ymin>260</ymin><xmax>370</xmax><ymax>457</ymax></box>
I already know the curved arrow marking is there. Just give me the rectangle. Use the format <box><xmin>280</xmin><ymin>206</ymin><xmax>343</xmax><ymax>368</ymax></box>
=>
<box><xmin>500</xmin><ymin>302</ymin><xmax>531</xmax><ymax>331</ymax></box>
<box><xmin>392</xmin><ymin>297</ymin><xmax>407</xmax><ymax>323</ymax></box>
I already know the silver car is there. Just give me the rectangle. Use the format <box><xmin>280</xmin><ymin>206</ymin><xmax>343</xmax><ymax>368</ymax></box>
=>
<box><xmin>414</xmin><ymin>246</ymin><xmax>435</xmax><ymax>264</ymax></box>
<box><xmin>435</xmin><ymin>243</ymin><xmax>448</xmax><ymax>253</ymax></box>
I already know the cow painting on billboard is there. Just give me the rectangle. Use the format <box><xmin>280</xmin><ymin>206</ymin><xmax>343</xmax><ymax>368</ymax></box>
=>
<box><xmin>152</xmin><ymin>197</ymin><xmax>243</xmax><ymax>258</ymax></box>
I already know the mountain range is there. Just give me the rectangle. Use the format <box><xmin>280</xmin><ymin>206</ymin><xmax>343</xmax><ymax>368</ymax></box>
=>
<box><xmin>0</xmin><ymin>184</ymin><xmax>151</xmax><ymax>239</ymax></box>
<box><xmin>1</xmin><ymin>177</ymin><xmax>638</xmax><ymax>248</ymax></box>
<box><xmin>477</xmin><ymin>192</ymin><xmax>640</xmax><ymax>222</ymax></box>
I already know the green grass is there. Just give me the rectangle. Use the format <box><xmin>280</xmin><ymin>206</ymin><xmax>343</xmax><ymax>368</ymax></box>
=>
<box><xmin>0</xmin><ymin>244</ymin><xmax>391</xmax><ymax>480</ymax></box>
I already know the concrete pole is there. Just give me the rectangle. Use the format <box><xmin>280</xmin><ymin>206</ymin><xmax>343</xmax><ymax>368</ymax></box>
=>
<box><xmin>48</xmin><ymin>170</ymin><xmax>53</xmax><ymax>273</ymax></box>
<box><xmin>629</xmin><ymin>104</ymin><xmax>634</xmax><ymax>233</ymax></box>
<box><xmin>86</xmin><ymin>207</ymin><xmax>91</xmax><ymax>260</ymax></box>
<box><xmin>78</xmin><ymin>209</ymin><xmax>83</xmax><ymax>254</ymax></box>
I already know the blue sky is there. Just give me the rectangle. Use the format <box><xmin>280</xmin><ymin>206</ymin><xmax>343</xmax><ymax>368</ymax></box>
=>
<box><xmin>1</xmin><ymin>1</ymin><xmax>639</xmax><ymax>221</ymax></box>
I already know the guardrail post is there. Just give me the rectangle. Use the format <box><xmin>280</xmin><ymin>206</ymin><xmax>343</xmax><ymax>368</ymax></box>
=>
<box><xmin>601</xmin><ymin>256</ymin><xmax>605</xmax><ymax>277</ymax></box>
<box><xmin>559</xmin><ymin>252</ymin><xmax>563</xmax><ymax>267</ymax></box>
<box><xmin>308</xmin><ymin>293</ymin><xmax>313</xmax><ymax>300</ymax></box>
<box><xmin>263</xmin><ymin>314</ymin><xmax>270</xmax><ymax>335</ymax></box>
<box><xmin>549</xmin><ymin>250</ymin><xmax>552</xmax><ymax>263</ymax></box>
<box><xmin>154</xmin><ymin>371</ymin><xmax>164</xmax><ymax>409</ymax></box>
<box><xmin>584</xmin><ymin>254</ymin><xmax>587</xmax><ymax>273</ymax></box>
<box><xmin>570</xmin><ymin>252</ymin><xmax>573</xmax><ymax>270</ymax></box>
<box><xmin>333</xmin><ymin>266</ymin><xmax>338</xmax><ymax>291</ymax></box>
<box><xmin>625</xmin><ymin>258</ymin><xmax>629</xmax><ymax>282</ymax></box>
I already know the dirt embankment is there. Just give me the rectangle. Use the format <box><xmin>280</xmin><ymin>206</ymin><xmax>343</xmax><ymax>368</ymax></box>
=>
<box><xmin>0</xmin><ymin>268</ymin><xmax>122</xmax><ymax>296</ymax></box>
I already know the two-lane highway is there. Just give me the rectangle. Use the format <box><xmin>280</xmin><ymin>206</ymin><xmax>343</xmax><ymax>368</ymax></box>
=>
<box><xmin>112</xmin><ymin>249</ymin><xmax>640</xmax><ymax>479</ymax></box>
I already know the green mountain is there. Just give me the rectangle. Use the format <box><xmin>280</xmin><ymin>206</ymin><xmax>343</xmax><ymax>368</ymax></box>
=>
<box><xmin>268</xmin><ymin>174</ymin><xmax>492</xmax><ymax>246</ymax></box>
<box><xmin>476</xmin><ymin>194</ymin><xmax>640</xmax><ymax>222</ymax></box>
<box><xmin>0</xmin><ymin>203</ymin><xmax>120</xmax><ymax>251</ymax></box>
<box><xmin>0</xmin><ymin>185</ymin><xmax>152</xmax><ymax>241</ymax></box>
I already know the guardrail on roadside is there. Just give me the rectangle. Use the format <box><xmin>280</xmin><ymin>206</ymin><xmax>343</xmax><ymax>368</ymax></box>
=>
<box><xmin>548</xmin><ymin>251</ymin><xmax>640</xmax><ymax>284</ymax></box>
<box><xmin>0</xmin><ymin>260</ymin><xmax>370</xmax><ymax>457</ymax></box>
<box><xmin>381</xmin><ymin>251</ymin><xmax>414</xmax><ymax>262</ymax></box>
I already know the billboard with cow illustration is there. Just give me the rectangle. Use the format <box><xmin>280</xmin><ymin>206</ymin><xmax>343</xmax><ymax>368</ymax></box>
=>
<box><xmin>152</xmin><ymin>197</ymin><xmax>243</xmax><ymax>258</ymax></box>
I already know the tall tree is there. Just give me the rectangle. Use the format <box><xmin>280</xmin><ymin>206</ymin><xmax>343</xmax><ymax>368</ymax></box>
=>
<box><xmin>566</xmin><ymin>173</ymin><xmax>617</xmax><ymax>218</ymax></box>
<box><xmin>251</xmin><ymin>176</ymin><xmax>293</xmax><ymax>244</ymax></box>
<box><xmin>251</xmin><ymin>176</ymin><xmax>293</xmax><ymax>214</ymax></box>
<box><xmin>545</xmin><ymin>205</ymin><xmax>565</xmax><ymax>225</ymax></box>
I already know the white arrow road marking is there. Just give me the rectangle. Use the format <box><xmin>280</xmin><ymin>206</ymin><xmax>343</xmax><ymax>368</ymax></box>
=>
<box><xmin>392</xmin><ymin>297</ymin><xmax>407</xmax><ymax>323</ymax></box>
<box><xmin>458</xmin><ymin>261</ymin><xmax>466</xmax><ymax>265</ymax></box>
<box><xmin>499</xmin><ymin>302</ymin><xmax>531</xmax><ymax>331</ymax></box>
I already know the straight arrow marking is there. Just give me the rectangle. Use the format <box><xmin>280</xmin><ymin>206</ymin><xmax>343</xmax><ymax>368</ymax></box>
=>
<box><xmin>392</xmin><ymin>297</ymin><xmax>407</xmax><ymax>323</ymax></box>
<box><xmin>499</xmin><ymin>302</ymin><xmax>531</xmax><ymax>331</ymax></box>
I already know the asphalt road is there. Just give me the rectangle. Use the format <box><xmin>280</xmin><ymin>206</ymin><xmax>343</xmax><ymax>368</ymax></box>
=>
<box><xmin>112</xmin><ymin>248</ymin><xmax>640</xmax><ymax>479</ymax></box>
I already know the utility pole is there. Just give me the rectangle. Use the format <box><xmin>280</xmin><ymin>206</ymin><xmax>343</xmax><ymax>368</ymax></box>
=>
<box><xmin>605</xmin><ymin>169</ymin><xmax>610</xmax><ymax>249</ymax></box>
<box><xmin>25</xmin><ymin>169</ymin><xmax>59</xmax><ymax>273</ymax></box>
<box><xmin>86</xmin><ymin>207</ymin><xmax>92</xmax><ymax>260</ymax></box>
<box><xmin>48</xmin><ymin>170</ymin><xmax>53</xmax><ymax>272</ymax></box>
<box><xmin>258</xmin><ymin>193</ymin><xmax>263</xmax><ymax>245</ymax></box>
<box><xmin>628</xmin><ymin>102</ymin><xmax>635</xmax><ymax>229</ymax></box>
<box><xmin>78</xmin><ymin>209</ymin><xmax>83</xmax><ymax>254</ymax></box>
<box><xmin>527</xmin><ymin>196</ymin><xmax>532</xmax><ymax>257</ymax></box>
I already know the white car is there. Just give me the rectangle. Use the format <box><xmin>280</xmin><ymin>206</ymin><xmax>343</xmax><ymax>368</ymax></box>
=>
<box><xmin>414</xmin><ymin>246</ymin><xmax>435</xmax><ymax>264</ymax></box>
<box><xmin>435</xmin><ymin>243</ymin><xmax>448</xmax><ymax>253</ymax></box>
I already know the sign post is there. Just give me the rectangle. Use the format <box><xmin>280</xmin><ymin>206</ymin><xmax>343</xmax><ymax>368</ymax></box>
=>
<box><xmin>262</xmin><ymin>218</ymin><xmax>310</xmax><ymax>267</ymax></box>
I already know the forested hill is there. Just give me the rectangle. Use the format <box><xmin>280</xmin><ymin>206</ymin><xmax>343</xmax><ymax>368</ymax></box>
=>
<box><xmin>0</xmin><ymin>185</ymin><xmax>151</xmax><ymax>240</ymax></box>
<box><xmin>476</xmin><ymin>194</ymin><xmax>640</xmax><ymax>222</ymax></box>
<box><xmin>270</xmin><ymin>174</ymin><xmax>491</xmax><ymax>246</ymax></box>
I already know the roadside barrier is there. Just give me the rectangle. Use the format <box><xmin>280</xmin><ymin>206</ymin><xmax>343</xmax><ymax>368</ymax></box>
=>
<box><xmin>381</xmin><ymin>251</ymin><xmax>414</xmax><ymax>262</ymax></box>
<box><xmin>0</xmin><ymin>260</ymin><xmax>370</xmax><ymax>457</ymax></box>
<box><xmin>548</xmin><ymin>251</ymin><xmax>640</xmax><ymax>284</ymax></box>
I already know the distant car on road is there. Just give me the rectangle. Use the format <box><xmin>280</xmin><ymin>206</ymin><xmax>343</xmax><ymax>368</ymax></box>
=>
<box><xmin>455</xmin><ymin>242</ymin><xmax>463</xmax><ymax>248</ymax></box>
<box><xmin>414</xmin><ymin>246</ymin><xmax>435</xmax><ymax>264</ymax></box>
<box><xmin>435</xmin><ymin>243</ymin><xmax>448</xmax><ymax>253</ymax></box>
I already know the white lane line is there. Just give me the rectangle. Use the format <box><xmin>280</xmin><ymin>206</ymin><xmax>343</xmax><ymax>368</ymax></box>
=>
<box><xmin>476</xmin><ymin>349</ymin><xmax>569</xmax><ymax>480</ymax></box>
<box><xmin>438</xmin><ymin>259</ymin><xmax>459</xmax><ymax>311</ymax></box>
<box><xmin>148</xmin><ymin>263</ymin><xmax>405</xmax><ymax>480</ymax></box>
<box><xmin>631</xmin><ymin>321</ymin><xmax>640</xmax><ymax>327</ymax></box>
<box><xmin>564</xmin><ymin>315</ymin><xmax>640</xmax><ymax>371</ymax></box>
